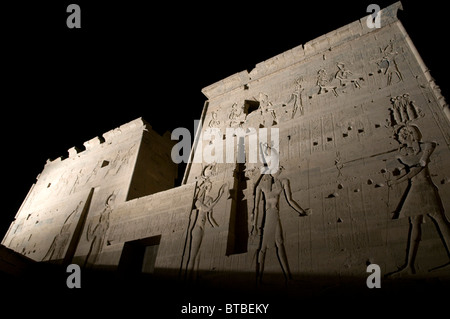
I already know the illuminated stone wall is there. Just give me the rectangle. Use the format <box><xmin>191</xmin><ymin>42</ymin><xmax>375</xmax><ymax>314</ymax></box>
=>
<box><xmin>2</xmin><ymin>118</ymin><xmax>177</xmax><ymax>265</ymax></box>
<box><xmin>3</xmin><ymin>2</ymin><xmax>450</xmax><ymax>287</ymax></box>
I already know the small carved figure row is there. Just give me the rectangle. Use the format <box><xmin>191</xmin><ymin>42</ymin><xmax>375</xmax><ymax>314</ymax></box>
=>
<box><xmin>209</xmin><ymin>39</ymin><xmax>404</xmax><ymax>129</ymax></box>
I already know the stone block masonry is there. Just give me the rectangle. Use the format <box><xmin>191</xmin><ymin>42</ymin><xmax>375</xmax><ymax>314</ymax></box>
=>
<box><xmin>2</xmin><ymin>2</ymin><xmax>450</xmax><ymax>293</ymax></box>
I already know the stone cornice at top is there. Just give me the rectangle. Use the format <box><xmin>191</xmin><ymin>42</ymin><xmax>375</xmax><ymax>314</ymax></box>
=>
<box><xmin>201</xmin><ymin>1</ymin><xmax>403</xmax><ymax>100</ymax></box>
<box><xmin>44</xmin><ymin>117</ymin><xmax>172</xmax><ymax>166</ymax></box>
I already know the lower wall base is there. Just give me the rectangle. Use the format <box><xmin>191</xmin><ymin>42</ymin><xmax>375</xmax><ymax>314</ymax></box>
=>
<box><xmin>3</xmin><ymin>263</ymin><xmax>449</xmax><ymax>317</ymax></box>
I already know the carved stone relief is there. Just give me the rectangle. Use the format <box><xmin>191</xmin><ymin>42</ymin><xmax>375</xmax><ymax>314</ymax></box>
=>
<box><xmin>208</xmin><ymin>111</ymin><xmax>221</xmax><ymax>128</ymax></box>
<box><xmin>206</xmin><ymin>39</ymin><xmax>409</xmax><ymax>135</ymax></box>
<box><xmin>258</xmin><ymin>93</ymin><xmax>277</xmax><ymax>127</ymax></box>
<box><xmin>40</xmin><ymin>144</ymin><xmax>139</xmax><ymax>199</ymax></box>
<box><xmin>283</xmin><ymin>77</ymin><xmax>305</xmax><ymax>119</ymax></box>
<box><xmin>388</xmin><ymin>94</ymin><xmax>424</xmax><ymax>127</ymax></box>
<box><xmin>251</xmin><ymin>146</ymin><xmax>312</xmax><ymax>282</ymax></box>
<box><xmin>315</xmin><ymin>62</ymin><xmax>365</xmax><ymax>98</ymax></box>
<box><xmin>182</xmin><ymin>165</ymin><xmax>227</xmax><ymax>279</ymax></box>
<box><xmin>386</xmin><ymin>125</ymin><xmax>450</xmax><ymax>276</ymax></box>
<box><xmin>105</xmin><ymin>144</ymin><xmax>137</xmax><ymax>177</ymax></box>
<box><xmin>317</xmin><ymin>69</ymin><xmax>338</xmax><ymax>97</ymax></box>
<box><xmin>335</xmin><ymin>62</ymin><xmax>364</xmax><ymax>89</ymax></box>
<box><xmin>228</xmin><ymin>102</ymin><xmax>244</xmax><ymax>127</ymax></box>
<box><xmin>6</xmin><ymin>6</ymin><xmax>450</xmax><ymax>290</ymax></box>
<box><xmin>377</xmin><ymin>39</ymin><xmax>403</xmax><ymax>86</ymax></box>
<box><xmin>84</xmin><ymin>160</ymin><xmax>101</xmax><ymax>184</ymax></box>
<box><xmin>84</xmin><ymin>192</ymin><xmax>115</xmax><ymax>267</ymax></box>
<box><xmin>69</xmin><ymin>169</ymin><xmax>83</xmax><ymax>195</ymax></box>
<box><xmin>53</xmin><ymin>174</ymin><xmax>72</xmax><ymax>197</ymax></box>
<box><xmin>335</xmin><ymin>151</ymin><xmax>344</xmax><ymax>178</ymax></box>
<box><xmin>42</xmin><ymin>200</ymin><xmax>84</xmax><ymax>262</ymax></box>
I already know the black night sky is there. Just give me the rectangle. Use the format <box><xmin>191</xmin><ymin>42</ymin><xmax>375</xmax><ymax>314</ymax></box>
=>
<box><xmin>2</xmin><ymin>0</ymin><xmax>449</xmax><ymax>236</ymax></box>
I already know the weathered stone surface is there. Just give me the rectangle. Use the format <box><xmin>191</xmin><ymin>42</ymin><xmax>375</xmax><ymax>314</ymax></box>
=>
<box><xmin>2</xmin><ymin>118</ymin><xmax>178</xmax><ymax>265</ymax></box>
<box><xmin>2</xmin><ymin>2</ymin><xmax>450</xmax><ymax>292</ymax></box>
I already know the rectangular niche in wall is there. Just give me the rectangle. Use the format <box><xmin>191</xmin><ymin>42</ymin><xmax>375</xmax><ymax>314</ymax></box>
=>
<box><xmin>118</xmin><ymin>235</ymin><xmax>161</xmax><ymax>274</ymax></box>
<box><xmin>244</xmin><ymin>100</ymin><xmax>260</xmax><ymax>116</ymax></box>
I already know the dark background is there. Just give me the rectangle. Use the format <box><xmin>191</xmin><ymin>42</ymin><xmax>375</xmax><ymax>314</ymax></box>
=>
<box><xmin>1</xmin><ymin>0</ymin><xmax>449</xmax><ymax>236</ymax></box>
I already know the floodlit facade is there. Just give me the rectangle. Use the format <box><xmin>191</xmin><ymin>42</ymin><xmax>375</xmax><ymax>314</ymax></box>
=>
<box><xmin>2</xmin><ymin>2</ymin><xmax>450</xmax><ymax>289</ymax></box>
